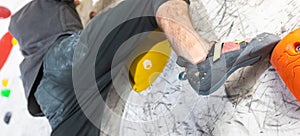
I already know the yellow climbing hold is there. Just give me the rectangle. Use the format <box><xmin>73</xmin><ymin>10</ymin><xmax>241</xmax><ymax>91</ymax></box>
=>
<box><xmin>12</xmin><ymin>37</ymin><xmax>18</xmax><ymax>46</ymax></box>
<box><xmin>129</xmin><ymin>40</ymin><xmax>172</xmax><ymax>92</ymax></box>
<box><xmin>2</xmin><ymin>79</ymin><xmax>8</xmax><ymax>88</ymax></box>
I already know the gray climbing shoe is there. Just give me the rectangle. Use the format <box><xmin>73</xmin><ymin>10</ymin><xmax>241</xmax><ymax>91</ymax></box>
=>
<box><xmin>178</xmin><ymin>33</ymin><xmax>281</xmax><ymax>95</ymax></box>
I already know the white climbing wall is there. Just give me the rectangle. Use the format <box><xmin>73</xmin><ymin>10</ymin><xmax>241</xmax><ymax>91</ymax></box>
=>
<box><xmin>1</xmin><ymin>0</ymin><xmax>300</xmax><ymax>136</ymax></box>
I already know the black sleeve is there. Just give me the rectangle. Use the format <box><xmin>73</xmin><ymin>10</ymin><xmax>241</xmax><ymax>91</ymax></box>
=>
<box><xmin>54</xmin><ymin>0</ymin><xmax>74</xmax><ymax>3</ymax></box>
<box><xmin>54</xmin><ymin>0</ymin><xmax>77</xmax><ymax>11</ymax></box>
<box><xmin>62</xmin><ymin>0</ymin><xmax>74</xmax><ymax>2</ymax></box>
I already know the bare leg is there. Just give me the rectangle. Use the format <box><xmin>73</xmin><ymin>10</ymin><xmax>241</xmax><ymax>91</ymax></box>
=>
<box><xmin>156</xmin><ymin>0</ymin><xmax>210</xmax><ymax>65</ymax></box>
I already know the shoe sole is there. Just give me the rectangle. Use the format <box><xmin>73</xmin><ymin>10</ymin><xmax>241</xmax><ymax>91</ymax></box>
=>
<box><xmin>198</xmin><ymin>33</ymin><xmax>281</xmax><ymax>95</ymax></box>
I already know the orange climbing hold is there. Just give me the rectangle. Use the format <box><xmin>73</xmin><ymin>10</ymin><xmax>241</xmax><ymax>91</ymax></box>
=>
<box><xmin>271</xmin><ymin>28</ymin><xmax>300</xmax><ymax>101</ymax></box>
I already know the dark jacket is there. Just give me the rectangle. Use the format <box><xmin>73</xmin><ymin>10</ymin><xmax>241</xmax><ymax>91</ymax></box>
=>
<box><xmin>9</xmin><ymin>0</ymin><xmax>83</xmax><ymax>116</ymax></box>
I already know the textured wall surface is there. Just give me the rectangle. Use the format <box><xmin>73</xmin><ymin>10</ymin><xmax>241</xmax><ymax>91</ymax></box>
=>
<box><xmin>1</xmin><ymin>0</ymin><xmax>300</xmax><ymax>135</ymax></box>
<box><xmin>101</xmin><ymin>0</ymin><xmax>300</xmax><ymax>136</ymax></box>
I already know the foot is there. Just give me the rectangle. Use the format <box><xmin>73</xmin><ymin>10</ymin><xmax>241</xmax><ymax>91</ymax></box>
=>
<box><xmin>177</xmin><ymin>33</ymin><xmax>281</xmax><ymax>95</ymax></box>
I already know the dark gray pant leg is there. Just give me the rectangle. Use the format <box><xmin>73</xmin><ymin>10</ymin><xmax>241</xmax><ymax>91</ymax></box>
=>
<box><xmin>35</xmin><ymin>32</ymin><xmax>101</xmax><ymax>136</ymax></box>
<box><xmin>35</xmin><ymin>0</ymin><xmax>170</xmax><ymax>135</ymax></box>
